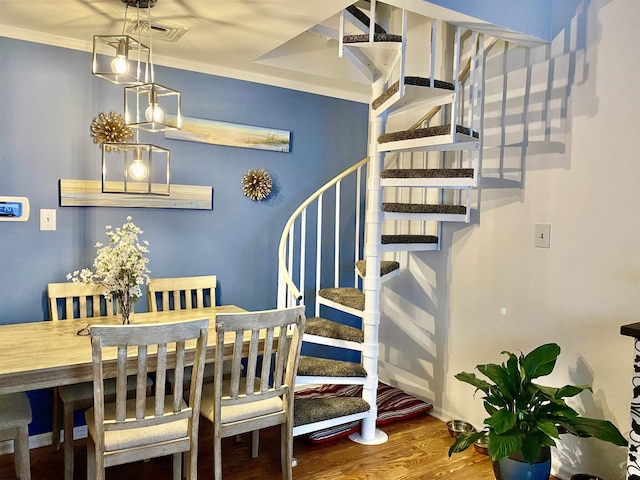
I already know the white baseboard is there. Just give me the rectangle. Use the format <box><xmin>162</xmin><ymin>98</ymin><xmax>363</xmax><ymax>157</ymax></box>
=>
<box><xmin>0</xmin><ymin>426</ymin><xmax>88</xmax><ymax>455</ymax></box>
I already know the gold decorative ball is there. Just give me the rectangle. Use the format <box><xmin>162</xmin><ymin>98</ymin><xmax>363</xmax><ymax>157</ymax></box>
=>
<box><xmin>90</xmin><ymin>112</ymin><xmax>133</xmax><ymax>151</ymax></box>
<box><xmin>242</xmin><ymin>169</ymin><xmax>272</xmax><ymax>201</ymax></box>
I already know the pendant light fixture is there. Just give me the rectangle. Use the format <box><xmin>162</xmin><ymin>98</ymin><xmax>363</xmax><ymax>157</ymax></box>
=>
<box><xmin>94</xmin><ymin>0</ymin><xmax>179</xmax><ymax>195</ymax></box>
<box><xmin>92</xmin><ymin>2</ymin><xmax>150</xmax><ymax>85</ymax></box>
<box><xmin>122</xmin><ymin>0</ymin><xmax>182</xmax><ymax>132</ymax></box>
<box><xmin>102</xmin><ymin>142</ymin><xmax>170</xmax><ymax>195</ymax></box>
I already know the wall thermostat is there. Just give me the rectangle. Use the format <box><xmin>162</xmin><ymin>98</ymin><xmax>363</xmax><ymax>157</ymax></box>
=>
<box><xmin>0</xmin><ymin>196</ymin><xmax>30</xmax><ymax>222</ymax></box>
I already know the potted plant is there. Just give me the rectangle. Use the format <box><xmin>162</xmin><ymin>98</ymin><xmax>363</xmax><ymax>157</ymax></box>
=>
<box><xmin>448</xmin><ymin>343</ymin><xmax>627</xmax><ymax>479</ymax></box>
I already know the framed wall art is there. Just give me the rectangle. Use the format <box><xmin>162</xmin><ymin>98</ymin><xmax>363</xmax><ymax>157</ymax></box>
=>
<box><xmin>165</xmin><ymin>116</ymin><xmax>291</xmax><ymax>152</ymax></box>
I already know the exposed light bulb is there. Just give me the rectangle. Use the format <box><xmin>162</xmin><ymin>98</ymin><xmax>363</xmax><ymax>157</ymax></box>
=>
<box><xmin>144</xmin><ymin>103</ymin><xmax>164</xmax><ymax>123</ymax></box>
<box><xmin>110</xmin><ymin>55</ymin><xmax>129</xmax><ymax>75</ymax></box>
<box><xmin>110</xmin><ymin>38</ymin><xmax>129</xmax><ymax>75</ymax></box>
<box><xmin>128</xmin><ymin>158</ymin><xmax>148</xmax><ymax>180</ymax></box>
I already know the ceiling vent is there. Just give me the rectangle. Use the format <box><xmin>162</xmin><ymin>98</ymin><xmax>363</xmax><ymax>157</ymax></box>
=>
<box><xmin>126</xmin><ymin>20</ymin><xmax>190</xmax><ymax>42</ymax></box>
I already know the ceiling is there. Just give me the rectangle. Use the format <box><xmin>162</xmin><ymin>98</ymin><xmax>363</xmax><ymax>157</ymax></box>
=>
<box><xmin>0</xmin><ymin>0</ymin><xmax>547</xmax><ymax>103</ymax></box>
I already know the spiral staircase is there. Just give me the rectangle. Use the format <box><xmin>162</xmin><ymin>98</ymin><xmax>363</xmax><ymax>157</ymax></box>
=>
<box><xmin>277</xmin><ymin>0</ymin><xmax>484</xmax><ymax>444</ymax></box>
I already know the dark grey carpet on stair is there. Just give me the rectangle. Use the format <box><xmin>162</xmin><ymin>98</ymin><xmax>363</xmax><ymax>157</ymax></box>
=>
<box><xmin>298</xmin><ymin>356</ymin><xmax>367</xmax><ymax>377</ymax></box>
<box><xmin>381</xmin><ymin>168</ymin><xmax>474</xmax><ymax>179</ymax></box>
<box><xmin>345</xmin><ymin>5</ymin><xmax>386</xmax><ymax>34</ymax></box>
<box><xmin>382</xmin><ymin>203</ymin><xmax>466</xmax><ymax>215</ymax></box>
<box><xmin>343</xmin><ymin>33</ymin><xmax>402</xmax><ymax>43</ymax></box>
<box><xmin>378</xmin><ymin>124</ymin><xmax>480</xmax><ymax>144</ymax></box>
<box><xmin>294</xmin><ymin>396</ymin><xmax>370</xmax><ymax>427</ymax></box>
<box><xmin>381</xmin><ymin>234</ymin><xmax>438</xmax><ymax>244</ymax></box>
<box><xmin>294</xmin><ymin>383</ymin><xmax>434</xmax><ymax>441</ymax></box>
<box><xmin>355</xmin><ymin>260</ymin><xmax>399</xmax><ymax>277</ymax></box>
<box><xmin>318</xmin><ymin>287</ymin><xmax>365</xmax><ymax>311</ymax></box>
<box><xmin>305</xmin><ymin>317</ymin><xmax>364</xmax><ymax>343</ymax></box>
<box><xmin>372</xmin><ymin>76</ymin><xmax>455</xmax><ymax>109</ymax></box>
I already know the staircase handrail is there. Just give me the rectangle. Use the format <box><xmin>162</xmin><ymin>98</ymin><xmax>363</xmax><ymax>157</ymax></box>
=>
<box><xmin>278</xmin><ymin>156</ymin><xmax>370</xmax><ymax>302</ymax></box>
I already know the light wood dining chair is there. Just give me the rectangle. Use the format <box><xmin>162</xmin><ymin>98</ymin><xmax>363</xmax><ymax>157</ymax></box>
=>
<box><xmin>47</xmin><ymin>282</ymin><xmax>150</xmax><ymax>480</ymax></box>
<box><xmin>86</xmin><ymin>319</ymin><xmax>209</xmax><ymax>480</ymax></box>
<box><xmin>147</xmin><ymin>275</ymin><xmax>218</xmax><ymax>389</ymax></box>
<box><xmin>0</xmin><ymin>392</ymin><xmax>32</xmax><ymax>480</ymax></box>
<box><xmin>147</xmin><ymin>275</ymin><xmax>217</xmax><ymax>312</ymax></box>
<box><xmin>199</xmin><ymin>306</ymin><xmax>306</xmax><ymax>480</ymax></box>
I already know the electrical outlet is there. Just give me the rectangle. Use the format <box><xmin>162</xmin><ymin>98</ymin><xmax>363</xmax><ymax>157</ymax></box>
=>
<box><xmin>534</xmin><ymin>223</ymin><xmax>551</xmax><ymax>248</ymax></box>
<box><xmin>40</xmin><ymin>209</ymin><xmax>56</xmax><ymax>231</ymax></box>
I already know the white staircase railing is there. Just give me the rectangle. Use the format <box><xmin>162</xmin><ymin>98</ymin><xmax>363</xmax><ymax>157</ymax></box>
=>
<box><xmin>277</xmin><ymin>156</ymin><xmax>369</xmax><ymax>310</ymax></box>
<box><xmin>278</xmin><ymin>2</ymin><xmax>487</xmax><ymax>447</ymax></box>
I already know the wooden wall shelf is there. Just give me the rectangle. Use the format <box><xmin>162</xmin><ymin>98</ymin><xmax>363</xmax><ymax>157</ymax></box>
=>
<box><xmin>59</xmin><ymin>179</ymin><xmax>212</xmax><ymax>210</ymax></box>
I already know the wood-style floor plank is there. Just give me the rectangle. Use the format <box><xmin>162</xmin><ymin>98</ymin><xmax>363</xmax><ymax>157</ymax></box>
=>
<box><xmin>0</xmin><ymin>414</ymin><xmax>559</xmax><ymax>479</ymax></box>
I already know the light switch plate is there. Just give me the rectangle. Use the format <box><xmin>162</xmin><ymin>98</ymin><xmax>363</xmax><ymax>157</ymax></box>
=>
<box><xmin>534</xmin><ymin>223</ymin><xmax>551</xmax><ymax>248</ymax></box>
<box><xmin>40</xmin><ymin>209</ymin><xmax>56</xmax><ymax>231</ymax></box>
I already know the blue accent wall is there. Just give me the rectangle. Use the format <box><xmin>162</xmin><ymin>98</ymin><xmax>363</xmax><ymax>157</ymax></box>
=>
<box><xmin>0</xmin><ymin>37</ymin><xmax>368</xmax><ymax>434</ymax></box>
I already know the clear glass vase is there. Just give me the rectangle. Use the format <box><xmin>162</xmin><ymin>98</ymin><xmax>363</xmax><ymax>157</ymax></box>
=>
<box><xmin>116</xmin><ymin>291</ymin><xmax>133</xmax><ymax>325</ymax></box>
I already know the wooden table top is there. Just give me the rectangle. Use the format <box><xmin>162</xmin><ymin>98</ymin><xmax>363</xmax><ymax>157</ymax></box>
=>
<box><xmin>0</xmin><ymin>305</ymin><xmax>244</xmax><ymax>395</ymax></box>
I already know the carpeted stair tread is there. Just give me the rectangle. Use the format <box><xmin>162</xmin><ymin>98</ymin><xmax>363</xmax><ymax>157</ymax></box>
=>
<box><xmin>381</xmin><ymin>234</ymin><xmax>438</xmax><ymax>244</ymax></box>
<box><xmin>305</xmin><ymin>317</ymin><xmax>364</xmax><ymax>344</ymax></box>
<box><xmin>293</xmin><ymin>396</ymin><xmax>370</xmax><ymax>427</ymax></box>
<box><xmin>343</xmin><ymin>33</ymin><xmax>402</xmax><ymax>44</ymax></box>
<box><xmin>382</xmin><ymin>203</ymin><xmax>466</xmax><ymax>215</ymax></box>
<box><xmin>297</xmin><ymin>356</ymin><xmax>367</xmax><ymax>377</ymax></box>
<box><xmin>345</xmin><ymin>5</ymin><xmax>386</xmax><ymax>34</ymax></box>
<box><xmin>378</xmin><ymin>124</ymin><xmax>479</xmax><ymax>144</ymax></box>
<box><xmin>355</xmin><ymin>260</ymin><xmax>400</xmax><ymax>277</ymax></box>
<box><xmin>318</xmin><ymin>287</ymin><xmax>365</xmax><ymax>311</ymax></box>
<box><xmin>295</xmin><ymin>383</ymin><xmax>434</xmax><ymax>441</ymax></box>
<box><xmin>381</xmin><ymin>168</ymin><xmax>474</xmax><ymax>179</ymax></box>
<box><xmin>372</xmin><ymin>76</ymin><xmax>455</xmax><ymax>110</ymax></box>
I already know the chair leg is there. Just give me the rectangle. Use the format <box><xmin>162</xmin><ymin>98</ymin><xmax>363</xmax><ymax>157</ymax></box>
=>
<box><xmin>172</xmin><ymin>453</ymin><xmax>182</xmax><ymax>480</ymax></box>
<box><xmin>281</xmin><ymin>423</ymin><xmax>293</xmax><ymax>480</ymax></box>
<box><xmin>52</xmin><ymin>388</ymin><xmax>61</xmax><ymax>451</ymax></box>
<box><xmin>63</xmin><ymin>401</ymin><xmax>74</xmax><ymax>480</ymax></box>
<box><xmin>186</xmin><ymin>436</ymin><xmax>198</xmax><ymax>480</ymax></box>
<box><xmin>251</xmin><ymin>430</ymin><xmax>259</xmax><ymax>459</ymax></box>
<box><xmin>214</xmin><ymin>432</ymin><xmax>222</xmax><ymax>480</ymax></box>
<box><xmin>86</xmin><ymin>434</ymin><xmax>95</xmax><ymax>480</ymax></box>
<box><xmin>15</xmin><ymin>425</ymin><xmax>31</xmax><ymax>480</ymax></box>
<box><xmin>87</xmin><ymin>434</ymin><xmax>105</xmax><ymax>480</ymax></box>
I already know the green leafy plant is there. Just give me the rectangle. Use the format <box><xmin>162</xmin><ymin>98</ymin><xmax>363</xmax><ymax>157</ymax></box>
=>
<box><xmin>448</xmin><ymin>343</ymin><xmax>627</xmax><ymax>464</ymax></box>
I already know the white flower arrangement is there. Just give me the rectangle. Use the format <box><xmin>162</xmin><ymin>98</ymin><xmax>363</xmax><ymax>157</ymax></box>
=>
<box><xmin>67</xmin><ymin>216</ymin><xmax>150</xmax><ymax>323</ymax></box>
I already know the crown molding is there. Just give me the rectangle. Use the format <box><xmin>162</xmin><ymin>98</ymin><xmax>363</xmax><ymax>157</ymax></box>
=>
<box><xmin>0</xmin><ymin>25</ymin><xmax>369</xmax><ymax>103</ymax></box>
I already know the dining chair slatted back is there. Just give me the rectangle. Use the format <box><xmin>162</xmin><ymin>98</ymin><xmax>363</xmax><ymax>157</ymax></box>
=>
<box><xmin>48</xmin><ymin>282</ymin><xmax>117</xmax><ymax>321</ymax></box>
<box><xmin>199</xmin><ymin>306</ymin><xmax>305</xmax><ymax>480</ymax></box>
<box><xmin>47</xmin><ymin>281</ymin><xmax>122</xmax><ymax>480</ymax></box>
<box><xmin>147</xmin><ymin>276</ymin><xmax>216</xmax><ymax>312</ymax></box>
<box><xmin>148</xmin><ymin>275</ymin><xmax>219</xmax><ymax>392</ymax></box>
<box><xmin>86</xmin><ymin>319</ymin><xmax>209</xmax><ymax>480</ymax></box>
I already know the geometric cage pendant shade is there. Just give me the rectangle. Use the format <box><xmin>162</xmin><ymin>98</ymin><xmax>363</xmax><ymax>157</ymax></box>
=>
<box><xmin>125</xmin><ymin>82</ymin><xmax>182</xmax><ymax>133</ymax></box>
<box><xmin>92</xmin><ymin>35</ymin><xmax>150</xmax><ymax>86</ymax></box>
<box><xmin>101</xmin><ymin>142</ymin><xmax>170</xmax><ymax>196</ymax></box>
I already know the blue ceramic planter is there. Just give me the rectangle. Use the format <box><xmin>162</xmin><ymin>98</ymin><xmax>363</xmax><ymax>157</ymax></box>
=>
<box><xmin>492</xmin><ymin>447</ymin><xmax>551</xmax><ymax>480</ymax></box>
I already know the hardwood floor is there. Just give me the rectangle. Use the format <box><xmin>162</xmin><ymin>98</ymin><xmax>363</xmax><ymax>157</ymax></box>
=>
<box><xmin>0</xmin><ymin>414</ymin><xmax>559</xmax><ymax>479</ymax></box>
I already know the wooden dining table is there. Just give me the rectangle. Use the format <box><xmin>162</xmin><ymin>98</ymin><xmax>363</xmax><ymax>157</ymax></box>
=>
<box><xmin>0</xmin><ymin>305</ymin><xmax>244</xmax><ymax>395</ymax></box>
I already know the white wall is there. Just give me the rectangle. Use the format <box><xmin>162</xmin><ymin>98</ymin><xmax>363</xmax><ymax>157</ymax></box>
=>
<box><xmin>379</xmin><ymin>0</ymin><xmax>637</xmax><ymax>477</ymax></box>
<box><xmin>424</xmin><ymin>0</ymin><xmax>552</xmax><ymax>40</ymax></box>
